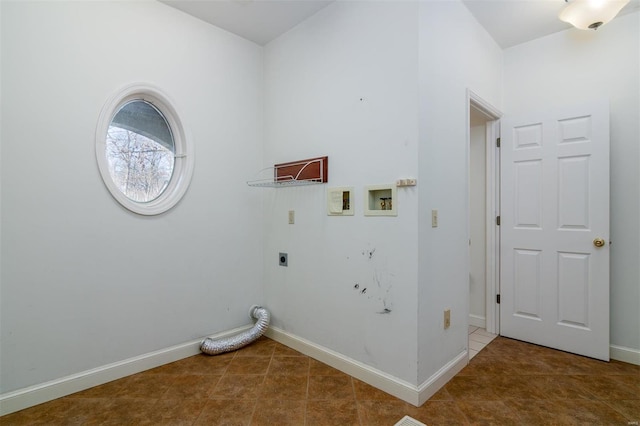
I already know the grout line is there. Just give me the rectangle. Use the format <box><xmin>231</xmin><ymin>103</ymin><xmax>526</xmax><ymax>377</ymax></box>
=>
<box><xmin>304</xmin><ymin>355</ymin><xmax>310</xmax><ymax>426</ymax></box>
<box><xmin>453</xmin><ymin>399</ymin><xmax>473</xmax><ymax>425</ymax></box>
<box><xmin>247</xmin><ymin>398</ymin><xmax>259</xmax><ymax>426</ymax></box>
<box><xmin>250</xmin><ymin>347</ymin><xmax>273</xmax><ymax>425</ymax></box>
<box><xmin>353</xmin><ymin>375</ymin><xmax>363</xmax><ymax>426</ymax></box>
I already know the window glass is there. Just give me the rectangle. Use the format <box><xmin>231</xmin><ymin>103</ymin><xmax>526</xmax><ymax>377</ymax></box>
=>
<box><xmin>106</xmin><ymin>100</ymin><xmax>175</xmax><ymax>202</ymax></box>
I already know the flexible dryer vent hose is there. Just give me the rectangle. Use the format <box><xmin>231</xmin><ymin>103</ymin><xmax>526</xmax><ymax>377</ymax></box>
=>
<box><xmin>200</xmin><ymin>305</ymin><xmax>270</xmax><ymax>355</ymax></box>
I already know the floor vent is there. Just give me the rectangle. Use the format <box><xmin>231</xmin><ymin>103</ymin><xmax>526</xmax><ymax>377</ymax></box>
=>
<box><xmin>394</xmin><ymin>415</ymin><xmax>427</xmax><ymax>426</ymax></box>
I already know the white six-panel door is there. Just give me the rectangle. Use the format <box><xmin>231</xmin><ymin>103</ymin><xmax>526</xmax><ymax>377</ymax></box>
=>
<box><xmin>500</xmin><ymin>101</ymin><xmax>610</xmax><ymax>361</ymax></box>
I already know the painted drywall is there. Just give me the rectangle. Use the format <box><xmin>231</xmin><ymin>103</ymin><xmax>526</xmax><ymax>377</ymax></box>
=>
<box><xmin>263</xmin><ymin>1</ymin><xmax>420</xmax><ymax>384</ymax></box>
<box><xmin>469</xmin><ymin>123</ymin><xmax>487</xmax><ymax>327</ymax></box>
<box><xmin>417</xmin><ymin>1</ymin><xmax>503</xmax><ymax>384</ymax></box>
<box><xmin>504</xmin><ymin>11</ymin><xmax>640</xmax><ymax>353</ymax></box>
<box><xmin>0</xmin><ymin>0</ymin><xmax>264</xmax><ymax>393</ymax></box>
<box><xmin>4</xmin><ymin>0</ymin><xmax>634</xmax><ymax>407</ymax></box>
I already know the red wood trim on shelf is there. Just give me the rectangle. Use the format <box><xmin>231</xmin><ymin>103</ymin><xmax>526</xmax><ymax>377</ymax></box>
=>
<box><xmin>274</xmin><ymin>156</ymin><xmax>328</xmax><ymax>183</ymax></box>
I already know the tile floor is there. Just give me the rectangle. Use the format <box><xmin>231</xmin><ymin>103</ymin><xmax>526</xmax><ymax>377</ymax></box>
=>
<box><xmin>2</xmin><ymin>335</ymin><xmax>639</xmax><ymax>425</ymax></box>
<box><xmin>468</xmin><ymin>325</ymin><xmax>498</xmax><ymax>359</ymax></box>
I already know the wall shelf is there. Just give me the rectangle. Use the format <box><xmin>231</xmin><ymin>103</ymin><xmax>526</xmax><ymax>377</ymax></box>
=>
<box><xmin>247</xmin><ymin>156</ymin><xmax>328</xmax><ymax>187</ymax></box>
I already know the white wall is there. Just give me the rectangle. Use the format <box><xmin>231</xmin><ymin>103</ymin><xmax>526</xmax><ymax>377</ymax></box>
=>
<box><xmin>264</xmin><ymin>1</ymin><xmax>421</xmax><ymax>384</ymax></box>
<box><xmin>469</xmin><ymin>123</ymin><xmax>486</xmax><ymax>326</ymax></box>
<box><xmin>4</xmin><ymin>0</ymin><xmax>633</xmax><ymax>408</ymax></box>
<box><xmin>0</xmin><ymin>0</ymin><xmax>264</xmax><ymax>393</ymax></box>
<box><xmin>504</xmin><ymin>12</ymin><xmax>640</xmax><ymax>354</ymax></box>
<box><xmin>417</xmin><ymin>1</ymin><xmax>503</xmax><ymax>384</ymax></box>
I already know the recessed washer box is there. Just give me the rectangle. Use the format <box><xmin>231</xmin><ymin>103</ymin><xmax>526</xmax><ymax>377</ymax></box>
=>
<box><xmin>327</xmin><ymin>187</ymin><xmax>354</xmax><ymax>216</ymax></box>
<box><xmin>364</xmin><ymin>184</ymin><xmax>397</xmax><ymax>216</ymax></box>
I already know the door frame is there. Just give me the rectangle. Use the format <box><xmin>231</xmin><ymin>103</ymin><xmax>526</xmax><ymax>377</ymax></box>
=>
<box><xmin>467</xmin><ymin>90</ymin><xmax>502</xmax><ymax>335</ymax></box>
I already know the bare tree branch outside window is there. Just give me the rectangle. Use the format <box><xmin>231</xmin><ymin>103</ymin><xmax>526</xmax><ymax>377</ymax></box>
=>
<box><xmin>106</xmin><ymin>126</ymin><xmax>175</xmax><ymax>202</ymax></box>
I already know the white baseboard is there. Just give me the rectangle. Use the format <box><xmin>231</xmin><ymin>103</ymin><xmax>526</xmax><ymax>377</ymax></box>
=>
<box><xmin>610</xmin><ymin>344</ymin><xmax>640</xmax><ymax>366</ymax></box>
<box><xmin>265</xmin><ymin>327</ymin><xmax>468</xmax><ymax>407</ymax></box>
<box><xmin>2</xmin><ymin>324</ymin><xmax>471</xmax><ymax>415</ymax></box>
<box><xmin>468</xmin><ymin>314</ymin><xmax>486</xmax><ymax>329</ymax></box>
<box><xmin>0</xmin><ymin>325</ymin><xmax>252</xmax><ymax>416</ymax></box>
<box><xmin>417</xmin><ymin>350</ymin><xmax>468</xmax><ymax>406</ymax></box>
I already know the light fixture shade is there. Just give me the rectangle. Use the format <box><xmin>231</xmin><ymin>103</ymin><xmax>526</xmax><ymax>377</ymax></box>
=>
<box><xmin>559</xmin><ymin>0</ymin><xmax>630</xmax><ymax>30</ymax></box>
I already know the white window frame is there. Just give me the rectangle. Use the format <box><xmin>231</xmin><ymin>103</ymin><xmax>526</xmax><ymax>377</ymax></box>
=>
<box><xmin>95</xmin><ymin>83</ymin><xmax>194</xmax><ymax>215</ymax></box>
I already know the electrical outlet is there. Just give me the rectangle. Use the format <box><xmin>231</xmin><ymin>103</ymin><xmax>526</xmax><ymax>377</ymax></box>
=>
<box><xmin>432</xmin><ymin>209</ymin><xmax>438</xmax><ymax>227</ymax></box>
<box><xmin>288</xmin><ymin>210</ymin><xmax>295</xmax><ymax>224</ymax></box>
<box><xmin>444</xmin><ymin>309</ymin><xmax>451</xmax><ymax>329</ymax></box>
<box><xmin>279</xmin><ymin>252</ymin><xmax>288</xmax><ymax>267</ymax></box>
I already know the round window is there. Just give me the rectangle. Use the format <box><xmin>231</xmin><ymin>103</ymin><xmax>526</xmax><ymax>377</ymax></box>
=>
<box><xmin>96</xmin><ymin>84</ymin><xmax>194</xmax><ymax>215</ymax></box>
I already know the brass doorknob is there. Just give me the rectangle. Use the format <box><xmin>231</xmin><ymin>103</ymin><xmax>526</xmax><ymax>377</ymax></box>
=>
<box><xmin>593</xmin><ymin>238</ymin><xmax>606</xmax><ymax>248</ymax></box>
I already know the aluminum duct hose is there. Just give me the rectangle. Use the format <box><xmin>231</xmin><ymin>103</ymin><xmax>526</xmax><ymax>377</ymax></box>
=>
<box><xmin>200</xmin><ymin>305</ymin><xmax>270</xmax><ymax>355</ymax></box>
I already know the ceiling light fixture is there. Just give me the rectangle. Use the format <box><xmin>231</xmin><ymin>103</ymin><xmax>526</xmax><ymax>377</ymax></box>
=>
<box><xmin>559</xmin><ymin>0</ymin><xmax>630</xmax><ymax>30</ymax></box>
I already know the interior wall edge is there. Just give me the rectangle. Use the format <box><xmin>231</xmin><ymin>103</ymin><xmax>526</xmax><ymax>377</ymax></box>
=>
<box><xmin>416</xmin><ymin>350</ymin><xmax>467</xmax><ymax>406</ymax></box>
<box><xmin>0</xmin><ymin>324</ymin><xmax>253</xmax><ymax>416</ymax></box>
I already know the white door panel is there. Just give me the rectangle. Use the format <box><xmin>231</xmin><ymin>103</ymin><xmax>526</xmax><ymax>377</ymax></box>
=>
<box><xmin>500</xmin><ymin>101</ymin><xmax>609</xmax><ymax>361</ymax></box>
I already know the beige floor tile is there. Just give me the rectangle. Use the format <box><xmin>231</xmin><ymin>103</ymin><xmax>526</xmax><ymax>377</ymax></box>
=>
<box><xmin>306</xmin><ymin>399</ymin><xmax>360</xmax><ymax>426</ymax></box>
<box><xmin>250</xmin><ymin>399</ymin><xmax>305</xmax><ymax>426</ymax></box>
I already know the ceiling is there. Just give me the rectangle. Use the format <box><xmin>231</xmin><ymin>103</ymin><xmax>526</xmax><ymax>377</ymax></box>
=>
<box><xmin>463</xmin><ymin>0</ymin><xmax>639</xmax><ymax>48</ymax></box>
<box><xmin>160</xmin><ymin>0</ymin><xmax>640</xmax><ymax>48</ymax></box>
<box><xmin>159</xmin><ymin>0</ymin><xmax>334</xmax><ymax>46</ymax></box>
